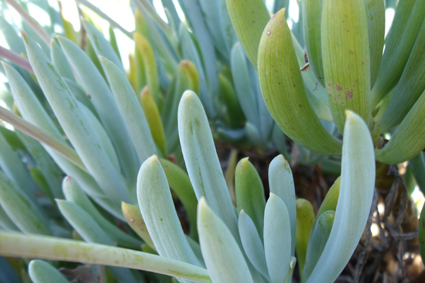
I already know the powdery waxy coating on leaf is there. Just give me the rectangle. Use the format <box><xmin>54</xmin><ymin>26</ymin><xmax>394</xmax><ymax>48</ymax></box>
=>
<box><xmin>305</xmin><ymin>111</ymin><xmax>375</xmax><ymax>283</ymax></box>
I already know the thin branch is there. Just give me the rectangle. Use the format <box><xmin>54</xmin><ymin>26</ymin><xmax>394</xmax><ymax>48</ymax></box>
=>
<box><xmin>0</xmin><ymin>106</ymin><xmax>87</xmax><ymax>172</ymax></box>
<box><xmin>76</xmin><ymin>0</ymin><xmax>133</xmax><ymax>39</ymax></box>
<box><xmin>0</xmin><ymin>232</ymin><xmax>211</xmax><ymax>283</ymax></box>
<box><xmin>4</xmin><ymin>0</ymin><xmax>51</xmax><ymax>45</ymax></box>
<box><xmin>0</xmin><ymin>46</ymin><xmax>33</xmax><ymax>73</ymax></box>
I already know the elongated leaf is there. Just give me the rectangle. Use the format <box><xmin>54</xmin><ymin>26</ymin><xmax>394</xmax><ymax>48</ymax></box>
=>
<box><xmin>58</xmin><ymin>200</ymin><xmax>113</xmax><ymax>245</ymax></box>
<box><xmin>258</xmin><ymin>9</ymin><xmax>342</xmax><ymax>155</ymax></box>
<box><xmin>409</xmin><ymin>152</ymin><xmax>425</xmax><ymax>195</ymax></box>
<box><xmin>122</xmin><ymin>202</ymin><xmax>155</xmax><ymax>249</ymax></box>
<box><xmin>364</xmin><ymin>0</ymin><xmax>385</xmax><ymax>87</ymax></box>
<box><xmin>0</xmin><ymin>171</ymin><xmax>50</xmax><ymax>235</ymax></box>
<box><xmin>178</xmin><ymin>0</ymin><xmax>219</xmax><ymax>109</ymax></box>
<box><xmin>374</xmin><ymin>19</ymin><xmax>425</xmax><ymax>134</ymax></box>
<box><xmin>159</xmin><ymin>158</ymin><xmax>198</xmax><ymax>239</ymax></box>
<box><xmin>24</xmin><ymin>32</ymin><xmax>130</xmax><ymax>205</ymax></box>
<box><xmin>0</xmin><ymin>130</ymin><xmax>35</xmax><ymax>202</ymax></box>
<box><xmin>322</xmin><ymin>0</ymin><xmax>371</xmax><ymax>133</ymax></box>
<box><xmin>137</xmin><ymin>155</ymin><xmax>200</xmax><ymax>267</ymax></box>
<box><xmin>83</xmin><ymin>19</ymin><xmax>124</xmax><ymax>73</ymax></box>
<box><xmin>316</xmin><ymin>177</ymin><xmax>341</xmax><ymax>218</ymax></box>
<box><xmin>198</xmin><ymin>198</ymin><xmax>254</xmax><ymax>283</ymax></box>
<box><xmin>291</xmin><ymin>33</ymin><xmax>332</xmax><ymax>122</ymax></box>
<box><xmin>0</xmin><ymin>232</ymin><xmax>211</xmax><ymax>283</ymax></box>
<box><xmin>57</xmin><ymin>35</ymin><xmax>139</xmax><ymax>184</ymax></box>
<box><xmin>199</xmin><ymin>0</ymin><xmax>228</xmax><ymax>60</ymax></box>
<box><xmin>264</xmin><ymin>193</ymin><xmax>292</xmax><ymax>283</ymax></box>
<box><xmin>64</xmin><ymin>78</ymin><xmax>98</xmax><ymax>117</ymax></box>
<box><xmin>376</xmin><ymin>90</ymin><xmax>425</xmax><ymax>164</ymax></box>
<box><xmin>371</xmin><ymin>0</ymin><xmax>425</xmax><ymax>107</ymax></box>
<box><xmin>301</xmin><ymin>0</ymin><xmax>325</xmax><ymax>85</ymax></box>
<box><xmin>268</xmin><ymin>155</ymin><xmax>296</xmax><ymax>255</ymax></box>
<box><xmin>63</xmin><ymin>177</ymin><xmax>142</xmax><ymax>249</ymax></box>
<box><xmin>29</xmin><ymin>260</ymin><xmax>70</xmax><ymax>283</ymax></box>
<box><xmin>302</xmin><ymin>211</ymin><xmax>334</xmax><ymax>282</ymax></box>
<box><xmin>140</xmin><ymin>86</ymin><xmax>167</xmax><ymax>156</ymax></box>
<box><xmin>134</xmin><ymin>33</ymin><xmax>162</xmax><ymax>105</ymax></box>
<box><xmin>51</xmin><ymin>39</ymin><xmax>75</xmax><ymax>82</ymax></box>
<box><xmin>231</xmin><ymin>44</ymin><xmax>260</xmax><ymax>129</ymax></box>
<box><xmin>235</xmin><ymin>157</ymin><xmax>265</xmax><ymax>238</ymax></box>
<box><xmin>295</xmin><ymin>199</ymin><xmax>314</xmax><ymax>278</ymax></box>
<box><xmin>238</xmin><ymin>210</ymin><xmax>269</xmax><ymax>280</ymax></box>
<box><xmin>178</xmin><ymin>24</ymin><xmax>215</xmax><ymax>118</ymax></box>
<box><xmin>305</xmin><ymin>111</ymin><xmax>375</xmax><ymax>283</ymax></box>
<box><xmin>0</xmin><ymin>205</ymin><xmax>19</xmax><ymax>231</ymax></box>
<box><xmin>178</xmin><ymin>91</ymin><xmax>238</xmax><ymax>239</ymax></box>
<box><xmin>16</xmin><ymin>131</ymin><xmax>64</xmax><ymax>199</ymax></box>
<box><xmin>78</xmin><ymin>103</ymin><xmax>120</xmax><ymax>173</ymax></box>
<box><xmin>219</xmin><ymin>0</ymin><xmax>238</xmax><ymax>57</ymax></box>
<box><xmin>2</xmin><ymin>62</ymin><xmax>106</xmax><ymax>199</ymax></box>
<box><xmin>226</xmin><ymin>0</ymin><xmax>270</xmax><ymax>68</ymax></box>
<box><xmin>100</xmin><ymin>56</ymin><xmax>157</xmax><ymax>164</ymax></box>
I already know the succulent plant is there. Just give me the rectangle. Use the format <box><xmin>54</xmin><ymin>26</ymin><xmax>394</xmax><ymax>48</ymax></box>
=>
<box><xmin>0</xmin><ymin>0</ymin><xmax>424</xmax><ymax>282</ymax></box>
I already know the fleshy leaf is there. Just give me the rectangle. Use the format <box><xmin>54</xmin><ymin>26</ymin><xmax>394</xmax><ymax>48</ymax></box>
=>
<box><xmin>198</xmin><ymin>198</ymin><xmax>254</xmax><ymax>283</ymax></box>
<box><xmin>137</xmin><ymin>155</ymin><xmax>200</xmax><ymax>267</ymax></box>
<box><xmin>322</xmin><ymin>0</ymin><xmax>371</xmax><ymax>133</ymax></box>
<box><xmin>178</xmin><ymin>91</ymin><xmax>238</xmax><ymax>239</ymax></box>
<box><xmin>264</xmin><ymin>193</ymin><xmax>292</xmax><ymax>283</ymax></box>
<box><xmin>257</xmin><ymin>9</ymin><xmax>342</xmax><ymax>155</ymax></box>
<box><xmin>305</xmin><ymin>111</ymin><xmax>375</xmax><ymax>283</ymax></box>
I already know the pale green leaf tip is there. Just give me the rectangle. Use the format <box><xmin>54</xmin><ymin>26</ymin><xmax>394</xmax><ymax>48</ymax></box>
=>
<box><xmin>290</xmin><ymin>257</ymin><xmax>297</xmax><ymax>269</ymax></box>
<box><xmin>181</xmin><ymin>90</ymin><xmax>197</xmax><ymax>102</ymax></box>
<box><xmin>269</xmin><ymin>192</ymin><xmax>277</xmax><ymax>200</ymax></box>
<box><xmin>345</xmin><ymin>110</ymin><xmax>356</xmax><ymax>120</ymax></box>
<box><xmin>198</xmin><ymin>197</ymin><xmax>209</xmax><ymax>217</ymax></box>
<box><xmin>238</xmin><ymin>157</ymin><xmax>250</xmax><ymax>167</ymax></box>
<box><xmin>239</xmin><ymin>209</ymin><xmax>246</xmax><ymax>217</ymax></box>
<box><xmin>146</xmin><ymin>154</ymin><xmax>159</xmax><ymax>163</ymax></box>
<box><xmin>1</xmin><ymin>61</ymin><xmax>9</xmax><ymax>69</ymax></box>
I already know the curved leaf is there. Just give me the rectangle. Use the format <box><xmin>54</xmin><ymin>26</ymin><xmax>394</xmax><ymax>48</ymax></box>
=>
<box><xmin>305</xmin><ymin>111</ymin><xmax>375</xmax><ymax>283</ymax></box>
<box><xmin>258</xmin><ymin>9</ymin><xmax>342</xmax><ymax>155</ymax></box>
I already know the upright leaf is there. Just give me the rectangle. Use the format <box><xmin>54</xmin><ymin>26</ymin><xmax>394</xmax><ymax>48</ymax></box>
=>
<box><xmin>305</xmin><ymin>111</ymin><xmax>375</xmax><ymax>283</ymax></box>
<box><xmin>322</xmin><ymin>0</ymin><xmax>371</xmax><ymax>133</ymax></box>
<box><xmin>258</xmin><ymin>9</ymin><xmax>342</xmax><ymax>155</ymax></box>
<box><xmin>178</xmin><ymin>91</ymin><xmax>238</xmax><ymax>239</ymax></box>
<box><xmin>198</xmin><ymin>198</ymin><xmax>254</xmax><ymax>283</ymax></box>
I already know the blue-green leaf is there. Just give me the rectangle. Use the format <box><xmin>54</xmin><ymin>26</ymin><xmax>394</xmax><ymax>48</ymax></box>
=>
<box><xmin>100</xmin><ymin>56</ymin><xmax>157</xmax><ymax>164</ymax></box>
<box><xmin>268</xmin><ymin>155</ymin><xmax>296</xmax><ymax>256</ymax></box>
<box><xmin>137</xmin><ymin>155</ymin><xmax>200</xmax><ymax>267</ymax></box>
<box><xmin>57</xmin><ymin>35</ymin><xmax>139</xmax><ymax>184</ymax></box>
<box><xmin>264</xmin><ymin>193</ymin><xmax>292</xmax><ymax>283</ymax></box>
<box><xmin>305</xmin><ymin>111</ymin><xmax>375</xmax><ymax>283</ymax></box>
<box><xmin>198</xmin><ymin>198</ymin><xmax>254</xmax><ymax>283</ymax></box>
<box><xmin>238</xmin><ymin>210</ymin><xmax>269</xmax><ymax>280</ymax></box>
<box><xmin>24</xmin><ymin>32</ymin><xmax>130</xmax><ymax>205</ymax></box>
<box><xmin>29</xmin><ymin>260</ymin><xmax>70</xmax><ymax>283</ymax></box>
<box><xmin>178</xmin><ymin>91</ymin><xmax>238</xmax><ymax>239</ymax></box>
